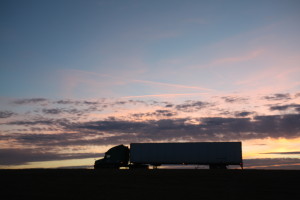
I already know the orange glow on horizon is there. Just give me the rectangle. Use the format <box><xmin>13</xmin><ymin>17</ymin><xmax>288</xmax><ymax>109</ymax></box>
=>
<box><xmin>243</xmin><ymin>137</ymin><xmax>300</xmax><ymax>159</ymax></box>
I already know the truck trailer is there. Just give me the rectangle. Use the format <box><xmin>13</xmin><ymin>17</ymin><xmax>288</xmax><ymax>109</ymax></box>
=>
<box><xmin>94</xmin><ymin>142</ymin><xmax>243</xmax><ymax>169</ymax></box>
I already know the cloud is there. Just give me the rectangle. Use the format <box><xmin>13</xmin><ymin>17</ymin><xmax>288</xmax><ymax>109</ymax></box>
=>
<box><xmin>269</xmin><ymin>104</ymin><xmax>300</xmax><ymax>112</ymax></box>
<box><xmin>1</xmin><ymin>112</ymin><xmax>300</xmax><ymax>167</ymax></box>
<box><xmin>0</xmin><ymin>148</ymin><xmax>101</xmax><ymax>165</ymax></box>
<box><xmin>212</xmin><ymin>49</ymin><xmax>265</xmax><ymax>66</ymax></box>
<box><xmin>260</xmin><ymin>151</ymin><xmax>300</xmax><ymax>155</ymax></box>
<box><xmin>244</xmin><ymin>158</ymin><xmax>300</xmax><ymax>169</ymax></box>
<box><xmin>131</xmin><ymin>110</ymin><xmax>178</xmax><ymax>119</ymax></box>
<box><xmin>165</xmin><ymin>103</ymin><xmax>174</xmax><ymax>108</ymax></box>
<box><xmin>42</xmin><ymin>108</ymin><xmax>84</xmax><ymax>115</ymax></box>
<box><xmin>0</xmin><ymin>111</ymin><xmax>15</xmax><ymax>118</ymax></box>
<box><xmin>55</xmin><ymin>99</ymin><xmax>80</xmax><ymax>105</ymax></box>
<box><xmin>234</xmin><ymin>111</ymin><xmax>254</xmax><ymax>117</ymax></box>
<box><xmin>154</xmin><ymin>110</ymin><xmax>177</xmax><ymax>117</ymax></box>
<box><xmin>7</xmin><ymin>118</ymin><xmax>70</xmax><ymax>127</ymax></box>
<box><xmin>221</xmin><ymin>96</ymin><xmax>248</xmax><ymax>103</ymax></box>
<box><xmin>263</xmin><ymin>93</ymin><xmax>291</xmax><ymax>101</ymax></box>
<box><xmin>122</xmin><ymin>92</ymin><xmax>208</xmax><ymax>99</ymax></box>
<box><xmin>54</xmin><ymin>98</ymin><xmax>149</xmax><ymax>109</ymax></box>
<box><xmin>67</xmin><ymin>114</ymin><xmax>300</xmax><ymax>143</ymax></box>
<box><xmin>54</xmin><ymin>99</ymin><xmax>106</xmax><ymax>106</ymax></box>
<box><xmin>252</xmin><ymin>114</ymin><xmax>300</xmax><ymax>137</ymax></box>
<box><xmin>0</xmin><ymin>130</ymin><xmax>115</xmax><ymax>149</ymax></box>
<box><xmin>8</xmin><ymin>120</ymin><xmax>55</xmax><ymax>126</ymax></box>
<box><xmin>175</xmin><ymin>101</ymin><xmax>210</xmax><ymax>112</ymax></box>
<box><xmin>13</xmin><ymin>98</ymin><xmax>48</xmax><ymax>105</ymax></box>
<box><xmin>4</xmin><ymin>113</ymin><xmax>300</xmax><ymax>148</ymax></box>
<box><xmin>42</xmin><ymin>108</ymin><xmax>64</xmax><ymax>115</ymax></box>
<box><xmin>219</xmin><ymin>110</ymin><xmax>255</xmax><ymax>118</ymax></box>
<box><xmin>132</xmin><ymin>79</ymin><xmax>213</xmax><ymax>91</ymax></box>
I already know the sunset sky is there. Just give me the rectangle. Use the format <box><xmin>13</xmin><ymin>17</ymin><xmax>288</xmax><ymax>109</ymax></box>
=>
<box><xmin>1</xmin><ymin>0</ymin><xmax>300</xmax><ymax>169</ymax></box>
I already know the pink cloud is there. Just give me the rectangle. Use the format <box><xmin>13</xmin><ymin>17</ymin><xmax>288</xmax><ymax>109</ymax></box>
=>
<box><xmin>211</xmin><ymin>49</ymin><xmax>265</xmax><ymax>65</ymax></box>
<box><xmin>122</xmin><ymin>92</ymin><xmax>210</xmax><ymax>99</ymax></box>
<box><xmin>132</xmin><ymin>79</ymin><xmax>214</xmax><ymax>91</ymax></box>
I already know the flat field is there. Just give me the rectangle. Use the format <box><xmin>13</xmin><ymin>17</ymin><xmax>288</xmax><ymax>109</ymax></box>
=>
<box><xmin>1</xmin><ymin>169</ymin><xmax>299</xmax><ymax>200</ymax></box>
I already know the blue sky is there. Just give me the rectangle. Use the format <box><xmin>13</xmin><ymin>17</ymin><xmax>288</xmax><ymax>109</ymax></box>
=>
<box><xmin>1</xmin><ymin>0</ymin><xmax>299</xmax><ymax>98</ymax></box>
<box><xmin>1</xmin><ymin>0</ymin><xmax>300</xmax><ymax>169</ymax></box>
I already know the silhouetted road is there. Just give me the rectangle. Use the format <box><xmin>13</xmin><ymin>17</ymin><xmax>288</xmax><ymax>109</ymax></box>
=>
<box><xmin>1</xmin><ymin>169</ymin><xmax>299</xmax><ymax>200</ymax></box>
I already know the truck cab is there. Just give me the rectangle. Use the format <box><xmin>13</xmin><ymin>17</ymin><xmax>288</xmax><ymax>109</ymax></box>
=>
<box><xmin>94</xmin><ymin>145</ymin><xmax>129</xmax><ymax>169</ymax></box>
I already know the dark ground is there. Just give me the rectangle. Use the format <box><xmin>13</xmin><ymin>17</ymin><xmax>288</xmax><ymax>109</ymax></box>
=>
<box><xmin>0</xmin><ymin>169</ymin><xmax>299</xmax><ymax>200</ymax></box>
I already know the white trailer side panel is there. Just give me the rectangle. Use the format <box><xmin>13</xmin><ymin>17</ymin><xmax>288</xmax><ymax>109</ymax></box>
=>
<box><xmin>130</xmin><ymin>142</ymin><xmax>242</xmax><ymax>165</ymax></box>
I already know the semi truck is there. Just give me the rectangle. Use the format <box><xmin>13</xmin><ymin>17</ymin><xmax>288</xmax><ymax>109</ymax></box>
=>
<box><xmin>94</xmin><ymin>142</ymin><xmax>243</xmax><ymax>169</ymax></box>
